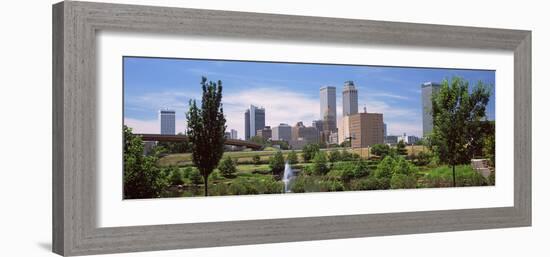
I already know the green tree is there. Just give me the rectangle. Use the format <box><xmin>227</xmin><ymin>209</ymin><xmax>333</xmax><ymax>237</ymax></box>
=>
<box><xmin>287</xmin><ymin>150</ymin><xmax>298</xmax><ymax>164</ymax></box>
<box><xmin>371</xmin><ymin>144</ymin><xmax>390</xmax><ymax>158</ymax></box>
<box><xmin>430</xmin><ymin>77</ymin><xmax>491</xmax><ymax>187</ymax></box>
<box><xmin>269</xmin><ymin>151</ymin><xmax>286</xmax><ymax>177</ymax></box>
<box><xmin>156</xmin><ymin>133</ymin><xmax>191</xmax><ymax>153</ymax></box>
<box><xmin>328</xmin><ymin>149</ymin><xmax>342</xmax><ymax>163</ymax></box>
<box><xmin>375</xmin><ymin>155</ymin><xmax>395</xmax><ymax>179</ymax></box>
<box><xmin>302</xmin><ymin>144</ymin><xmax>320</xmax><ymax>162</ymax></box>
<box><xmin>186</xmin><ymin>77</ymin><xmax>227</xmax><ymax>196</ymax></box>
<box><xmin>396</xmin><ymin>140</ymin><xmax>407</xmax><ymax>156</ymax></box>
<box><xmin>123</xmin><ymin>125</ymin><xmax>169</xmax><ymax>199</ymax></box>
<box><xmin>168</xmin><ymin>166</ymin><xmax>183</xmax><ymax>186</ymax></box>
<box><xmin>312</xmin><ymin>151</ymin><xmax>329</xmax><ymax>175</ymax></box>
<box><xmin>218</xmin><ymin>156</ymin><xmax>237</xmax><ymax>178</ymax></box>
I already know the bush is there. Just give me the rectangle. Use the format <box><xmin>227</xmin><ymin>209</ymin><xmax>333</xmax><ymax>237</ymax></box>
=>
<box><xmin>352</xmin><ymin>177</ymin><xmax>383</xmax><ymax>190</ymax></box>
<box><xmin>390</xmin><ymin>173</ymin><xmax>417</xmax><ymax>189</ymax></box>
<box><xmin>167</xmin><ymin>166</ymin><xmax>183</xmax><ymax>186</ymax></box>
<box><xmin>269</xmin><ymin>151</ymin><xmax>286</xmax><ymax>177</ymax></box>
<box><xmin>188</xmin><ymin>169</ymin><xmax>203</xmax><ymax>186</ymax></box>
<box><xmin>218</xmin><ymin>156</ymin><xmax>237</xmax><ymax>177</ymax></box>
<box><xmin>312</xmin><ymin>151</ymin><xmax>329</xmax><ymax>175</ymax></box>
<box><xmin>302</xmin><ymin>144</ymin><xmax>320</xmax><ymax>162</ymax></box>
<box><xmin>252</xmin><ymin>154</ymin><xmax>261</xmax><ymax>165</ymax></box>
<box><xmin>209</xmin><ymin>170</ymin><xmax>221</xmax><ymax>181</ymax></box>
<box><xmin>424</xmin><ymin>165</ymin><xmax>487</xmax><ymax>187</ymax></box>
<box><xmin>371</xmin><ymin>144</ymin><xmax>390</xmax><ymax>158</ymax></box>
<box><xmin>227</xmin><ymin>177</ymin><xmax>284</xmax><ymax>195</ymax></box>
<box><xmin>375</xmin><ymin>156</ymin><xmax>395</xmax><ymax>179</ymax></box>
<box><xmin>396</xmin><ymin>140</ymin><xmax>408</xmax><ymax>155</ymax></box>
<box><xmin>182</xmin><ymin>167</ymin><xmax>193</xmax><ymax>178</ymax></box>
<box><xmin>340</xmin><ymin>168</ymin><xmax>355</xmax><ymax>183</ymax></box>
<box><xmin>412</xmin><ymin>151</ymin><xmax>432</xmax><ymax>166</ymax></box>
<box><xmin>328</xmin><ymin>149</ymin><xmax>342</xmax><ymax>163</ymax></box>
<box><xmin>287</xmin><ymin>150</ymin><xmax>299</xmax><ymax>164</ymax></box>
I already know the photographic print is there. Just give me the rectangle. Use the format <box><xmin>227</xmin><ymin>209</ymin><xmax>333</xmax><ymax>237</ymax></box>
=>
<box><xmin>123</xmin><ymin>57</ymin><xmax>496</xmax><ymax>199</ymax></box>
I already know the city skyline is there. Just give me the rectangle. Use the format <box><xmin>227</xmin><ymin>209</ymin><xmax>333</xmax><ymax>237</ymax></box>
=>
<box><xmin>124</xmin><ymin>57</ymin><xmax>496</xmax><ymax>138</ymax></box>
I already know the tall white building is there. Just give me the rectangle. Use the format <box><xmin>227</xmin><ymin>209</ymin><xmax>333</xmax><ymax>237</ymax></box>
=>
<box><xmin>422</xmin><ymin>82</ymin><xmax>442</xmax><ymax>137</ymax></box>
<box><xmin>342</xmin><ymin>81</ymin><xmax>358</xmax><ymax>116</ymax></box>
<box><xmin>159</xmin><ymin>109</ymin><xmax>176</xmax><ymax>135</ymax></box>
<box><xmin>320</xmin><ymin>86</ymin><xmax>337</xmax><ymax>133</ymax></box>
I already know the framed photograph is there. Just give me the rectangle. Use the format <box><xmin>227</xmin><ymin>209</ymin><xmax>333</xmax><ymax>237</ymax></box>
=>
<box><xmin>53</xmin><ymin>1</ymin><xmax>531</xmax><ymax>256</ymax></box>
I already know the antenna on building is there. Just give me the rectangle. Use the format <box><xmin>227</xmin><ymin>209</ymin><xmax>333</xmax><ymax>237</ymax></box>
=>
<box><xmin>363</xmin><ymin>105</ymin><xmax>367</xmax><ymax>113</ymax></box>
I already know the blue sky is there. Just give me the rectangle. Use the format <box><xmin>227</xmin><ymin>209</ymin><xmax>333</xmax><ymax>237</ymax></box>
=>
<box><xmin>124</xmin><ymin>57</ymin><xmax>495</xmax><ymax>138</ymax></box>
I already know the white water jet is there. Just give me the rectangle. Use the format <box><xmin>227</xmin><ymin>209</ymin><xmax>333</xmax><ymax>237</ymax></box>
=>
<box><xmin>282</xmin><ymin>161</ymin><xmax>294</xmax><ymax>193</ymax></box>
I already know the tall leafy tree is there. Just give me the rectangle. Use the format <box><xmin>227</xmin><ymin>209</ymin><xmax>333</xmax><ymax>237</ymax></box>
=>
<box><xmin>123</xmin><ymin>125</ymin><xmax>169</xmax><ymax>199</ymax></box>
<box><xmin>186</xmin><ymin>77</ymin><xmax>227</xmax><ymax>196</ymax></box>
<box><xmin>269</xmin><ymin>151</ymin><xmax>286</xmax><ymax>177</ymax></box>
<box><xmin>430</xmin><ymin>77</ymin><xmax>491</xmax><ymax>187</ymax></box>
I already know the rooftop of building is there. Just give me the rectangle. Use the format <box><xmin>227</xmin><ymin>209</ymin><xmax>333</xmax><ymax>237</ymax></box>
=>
<box><xmin>421</xmin><ymin>82</ymin><xmax>442</xmax><ymax>88</ymax></box>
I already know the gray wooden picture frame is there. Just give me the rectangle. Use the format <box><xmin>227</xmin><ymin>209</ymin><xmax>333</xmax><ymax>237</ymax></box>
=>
<box><xmin>52</xmin><ymin>1</ymin><xmax>531</xmax><ymax>256</ymax></box>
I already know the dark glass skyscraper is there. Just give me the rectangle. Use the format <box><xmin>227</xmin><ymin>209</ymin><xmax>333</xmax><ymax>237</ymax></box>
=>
<box><xmin>244</xmin><ymin>105</ymin><xmax>265</xmax><ymax>140</ymax></box>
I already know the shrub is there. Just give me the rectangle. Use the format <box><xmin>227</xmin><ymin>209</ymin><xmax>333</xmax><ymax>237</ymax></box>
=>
<box><xmin>371</xmin><ymin>144</ymin><xmax>390</xmax><ymax>158</ymax></box>
<box><xmin>188</xmin><ymin>169</ymin><xmax>203</xmax><ymax>186</ymax></box>
<box><xmin>353</xmin><ymin>159</ymin><xmax>370</xmax><ymax>178</ymax></box>
<box><xmin>413</xmin><ymin>151</ymin><xmax>432</xmax><ymax>166</ymax></box>
<box><xmin>209</xmin><ymin>170</ymin><xmax>221</xmax><ymax>181</ymax></box>
<box><xmin>396</xmin><ymin>140</ymin><xmax>408</xmax><ymax>155</ymax></box>
<box><xmin>167</xmin><ymin>166</ymin><xmax>183</xmax><ymax>186</ymax></box>
<box><xmin>424</xmin><ymin>165</ymin><xmax>487</xmax><ymax>187</ymax></box>
<box><xmin>328</xmin><ymin>149</ymin><xmax>342</xmax><ymax>163</ymax></box>
<box><xmin>269</xmin><ymin>151</ymin><xmax>286</xmax><ymax>177</ymax></box>
<box><xmin>312</xmin><ymin>151</ymin><xmax>329</xmax><ymax>175</ymax></box>
<box><xmin>390</xmin><ymin>173</ymin><xmax>417</xmax><ymax>189</ymax></box>
<box><xmin>352</xmin><ymin>177</ymin><xmax>382</xmax><ymax>191</ymax></box>
<box><xmin>252</xmin><ymin>154</ymin><xmax>261</xmax><ymax>165</ymax></box>
<box><xmin>287</xmin><ymin>150</ymin><xmax>299</xmax><ymax>164</ymax></box>
<box><xmin>182</xmin><ymin>167</ymin><xmax>193</xmax><ymax>179</ymax></box>
<box><xmin>218</xmin><ymin>156</ymin><xmax>237</xmax><ymax>177</ymax></box>
<box><xmin>302</xmin><ymin>144</ymin><xmax>320</xmax><ymax>162</ymax></box>
<box><xmin>290</xmin><ymin>177</ymin><xmax>306</xmax><ymax>193</ymax></box>
<box><xmin>375</xmin><ymin>156</ymin><xmax>395</xmax><ymax>179</ymax></box>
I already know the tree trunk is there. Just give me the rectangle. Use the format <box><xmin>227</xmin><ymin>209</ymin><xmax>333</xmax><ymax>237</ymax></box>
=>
<box><xmin>204</xmin><ymin>175</ymin><xmax>208</xmax><ymax>196</ymax></box>
<box><xmin>452</xmin><ymin>165</ymin><xmax>456</xmax><ymax>187</ymax></box>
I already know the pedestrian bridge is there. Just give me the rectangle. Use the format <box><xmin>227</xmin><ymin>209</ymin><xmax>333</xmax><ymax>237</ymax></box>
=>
<box><xmin>134</xmin><ymin>134</ymin><xmax>262</xmax><ymax>150</ymax></box>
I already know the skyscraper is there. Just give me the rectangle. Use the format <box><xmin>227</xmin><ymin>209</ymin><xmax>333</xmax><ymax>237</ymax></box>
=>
<box><xmin>272</xmin><ymin>123</ymin><xmax>292</xmax><ymax>142</ymax></box>
<box><xmin>348</xmin><ymin>112</ymin><xmax>384</xmax><ymax>148</ymax></box>
<box><xmin>320</xmin><ymin>86</ymin><xmax>337</xmax><ymax>133</ymax></box>
<box><xmin>244</xmin><ymin>105</ymin><xmax>265</xmax><ymax>140</ymax></box>
<box><xmin>230</xmin><ymin>129</ymin><xmax>238</xmax><ymax>140</ymax></box>
<box><xmin>159</xmin><ymin>109</ymin><xmax>175</xmax><ymax>135</ymax></box>
<box><xmin>342</xmin><ymin>81</ymin><xmax>358</xmax><ymax>116</ymax></box>
<box><xmin>422</xmin><ymin>82</ymin><xmax>442</xmax><ymax>137</ymax></box>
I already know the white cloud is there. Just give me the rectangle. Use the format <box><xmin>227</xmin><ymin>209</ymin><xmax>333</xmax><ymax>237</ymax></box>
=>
<box><xmin>223</xmin><ymin>87</ymin><xmax>319</xmax><ymax>138</ymax></box>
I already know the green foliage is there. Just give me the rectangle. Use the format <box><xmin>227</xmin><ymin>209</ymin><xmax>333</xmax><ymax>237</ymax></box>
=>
<box><xmin>182</xmin><ymin>167</ymin><xmax>193</xmax><ymax>179</ymax></box>
<box><xmin>412</xmin><ymin>151</ymin><xmax>433</xmax><ymax>166</ymax></box>
<box><xmin>218</xmin><ymin>156</ymin><xmax>237</xmax><ymax>178</ymax></box>
<box><xmin>396</xmin><ymin>140</ymin><xmax>408</xmax><ymax>156</ymax></box>
<box><xmin>269</xmin><ymin>151</ymin><xmax>286</xmax><ymax>177</ymax></box>
<box><xmin>290</xmin><ymin>176</ymin><xmax>344</xmax><ymax>193</ymax></box>
<box><xmin>424</xmin><ymin>165</ymin><xmax>487</xmax><ymax>187</ymax></box>
<box><xmin>287</xmin><ymin>150</ymin><xmax>299</xmax><ymax>164</ymax></box>
<box><xmin>186</xmin><ymin>76</ymin><xmax>227</xmax><ymax>196</ymax></box>
<box><xmin>209</xmin><ymin>170</ymin><xmax>221</xmax><ymax>181</ymax></box>
<box><xmin>390</xmin><ymin>174</ymin><xmax>417</xmax><ymax>189</ymax></box>
<box><xmin>352</xmin><ymin>177</ymin><xmax>386</xmax><ymax>191</ymax></box>
<box><xmin>123</xmin><ymin>125</ymin><xmax>170</xmax><ymax>199</ymax></box>
<box><xmin>482</xmin><ymin>122</ymin><xmax>496</xmax><ymax>166</ymax></box>
<box><xmin>375</xmin><ymin>156</ymin><xmax>395</xmax><ymax>179</ymax></box>
<box><xmin>328</xmin><ymin>149</ymin><xmax>342</xmax><ymax>163</ymax></box>
<box><xmin>156</xmin><ymin>135</ymin><xmax>191</xmax><ymax>153</ymax></box>
<box><xmin>250</xmin><ymin>135</ymin><xmax>269</xmax><ymax>147</ymax></box>
<box><xmin>371</xmin><ymin>144</ymin><xmax>390</xmax><ymax>158</ymax></box>
<box><xmin>168</xmin><ymin>166</ymin><xmax>183</xmax><ymax>186</ymax></box>
<box><xmin>429</xmin><ymin>77</ymin><xmax>492</xmax><ymax>186</ymax></box>
<box><xmin>252</xmin><ymin>154</ymin><xmax>261</xmax><ymax>165</ymax></box>
<box><xmin>340</xmin><ymin>168</ymin><xmax>355</xmax><ymax>183</ymax></box>
<box><xmin>188</xmin><ymin>168</ymin><xmax>203</xmax><ymax>186</ymax></box>
<box><xmin>228</xmin><ymin>177</ymin><xmax>283</xmax><ymax>195</ymax></box>
<box><xmin>302</xmin><ymin>144</ymin><xmax>320</xmax><ymax>162</ymax></box>
<box><xmin>374</xmin><ymin>155</ymin><xmax>417</xmax><ymax>189</ymax></box>
<box><xmin>312</xmin><ymin>151</ymin><xmax>329</xmax><ymax>175</ymax></box>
